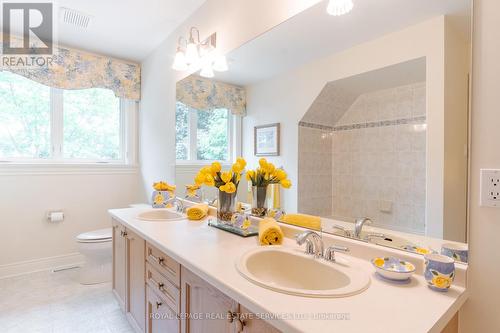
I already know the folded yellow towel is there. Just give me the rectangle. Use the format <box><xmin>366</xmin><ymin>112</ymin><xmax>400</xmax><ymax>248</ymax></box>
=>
<box><xmin>186</xmin><ymin>204</ymin><xmax>209</xmax><ymax>221</ymax></box>
<box><xmin>258</xmin><ymin>218</ymin><xmax>284</xmax><ymax>246</ymax></box>
<box><xmin>280</xmin><ymin>214</ymin><xmax>321</xmax><ymax>231</ymax></box>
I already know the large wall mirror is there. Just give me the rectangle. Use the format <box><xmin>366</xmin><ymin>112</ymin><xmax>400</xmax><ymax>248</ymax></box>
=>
<box><xmin>175</xmin><ymin>0</ymin><xmax>472</xmax><ymax>263</ymax></box>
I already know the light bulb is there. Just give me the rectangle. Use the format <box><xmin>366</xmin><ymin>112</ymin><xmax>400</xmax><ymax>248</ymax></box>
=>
<box><xmin>327</xmin><ymin>0</ymin><xmax>354</xmax><ymax>16</ymax></box>
<box><xmin>200</xmin><ymin>63</ymin><xmax>214</xmax><ymax>78</ymax></box>
<box><xmin>212</xmin><ymin>55</ymin><xmax>228</xmax><ymax>72</ymax></box>
<box><xmin>185</xmin><ymin>42</ymin><xmax>199</xmax><ymax>65</ymax></box>
<box><xmin>172</xmin><ymin>50</ymin><xmax>188</xmax><ymax>71</ymax></box>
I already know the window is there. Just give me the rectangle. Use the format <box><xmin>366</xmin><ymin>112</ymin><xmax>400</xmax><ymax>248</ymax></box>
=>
<box><xmin>0</xmin><ymin>71</ymin><xmax>129</xmax><ymax>163</ymax></box>
<box><xmin>176</xmin><ymin>101</ymin><xmax>232</xmax><ymax>163</ymax></box>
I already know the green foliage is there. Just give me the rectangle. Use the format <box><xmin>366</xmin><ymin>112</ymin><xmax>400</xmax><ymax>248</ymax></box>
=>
<box><xmin>196</xmin><ymin>108</ymin><xmax>228</xmax><ymax>161</ymax></box>
<box><xmin>0</xmin><ymin>71</ymin><xmax>51</xmax><ymax>158</ymax></box>
<box><xmin>175</xmin><ymin>102</ymin><xmax>189</xmax><ymax>160</ymax></box>
<box><xmin>63</xmin><ymin>88</ymin><xmax>121</xmax><ymax>160</ymax></box>
<box><xmin>0</xmin><ymin>72</ymin><xmax>121</xmax><ymax>160</ymax></box>
<box><xmin>175</xmin><ymin>102</ymin><xmax>229</xmax><ymax>161</ymax></box>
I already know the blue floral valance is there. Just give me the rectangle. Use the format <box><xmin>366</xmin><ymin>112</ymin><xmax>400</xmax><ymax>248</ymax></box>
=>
<box><xmin>1</xmin><ymin>37</ymin><xmax>141</xmax><ymax>100</ymax></box>
<box><xmin>176</xmin><ymin>75</ymin><xmax>246</xmax><ymax>116</ymax></box>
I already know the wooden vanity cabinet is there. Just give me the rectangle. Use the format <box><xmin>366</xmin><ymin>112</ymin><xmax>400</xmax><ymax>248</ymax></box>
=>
<box><xmin>146</xmin><ymin>285</ymin><xmax>180</xmax><ymax>333</ymax></box>
<box><xmin>113</xmin><ymin>219</ymin><xmax>280</xmax><ymax>333</ymax></box>
<box><xmin>112</xmin><ymin>219</ymin><xmax>127</xmax><ymax>310</ymax></box>
<box><xmin>238</xmin><ymin>305</ymin><xmax>281</xmax><ymax>333</ymax></box>
<box><xmin>180</xmin><ymin>266</ymin><xmax>239</xmax><ymax>333</ymax></box>
<box><xmin>112</xmin><ymin>219</ymin><xmax>146</xmax><ymax>332</ymax></box>
<box><xmin>127</xmin><ymin>229</ymin><xmax>146</xmax><ymax>332</ymax></box>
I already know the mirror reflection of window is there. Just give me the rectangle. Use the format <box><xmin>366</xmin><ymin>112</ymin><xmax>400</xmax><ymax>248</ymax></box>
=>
<box><xmin>175</xmin><ymin>101</ymin><xmax>230</xmax><ymax>162</ymax></box>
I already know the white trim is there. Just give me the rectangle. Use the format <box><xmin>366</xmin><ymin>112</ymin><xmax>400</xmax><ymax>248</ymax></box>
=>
<box><xmin>0</xmin><ymin>252</ymin><xmax>85</xmax><ymax>279</ymax></box>
<box><xmin>0</xmin><ymin>163</ymin><xmax>139</xmax><ymax>176</ymax></box>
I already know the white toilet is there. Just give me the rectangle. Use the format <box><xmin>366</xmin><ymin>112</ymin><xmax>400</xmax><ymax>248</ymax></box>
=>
<box><xmin>76</xmin><ymin>228</ymin><xmax>112</xmax><ymax>285</ymax></box>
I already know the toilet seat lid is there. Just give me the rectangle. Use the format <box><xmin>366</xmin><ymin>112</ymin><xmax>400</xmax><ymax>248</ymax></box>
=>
<box><xmin>77</xmin><ymin>228</ymin><xmax>112</xmax><ymax>242</ymax></box>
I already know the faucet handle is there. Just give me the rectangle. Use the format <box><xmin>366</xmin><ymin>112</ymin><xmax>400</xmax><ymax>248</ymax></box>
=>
<box><xmin>296</xmin><ymin>231</ymin><xmax>323</xmax><ymax>257</ymax></box>
<box><xmin>324</xmin><ymin>245</ymin><xmax>349</xmax><ymax>262</ymax></box>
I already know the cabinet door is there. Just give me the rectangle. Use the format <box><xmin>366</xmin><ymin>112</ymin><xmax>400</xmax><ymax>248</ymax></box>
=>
<box><xmin>239</xmin><ymin>305</ymin><xmax>281</xmax><ymax>333</ymax></box>
<box><xmin>112</xmin><ymin>219</ymin><xmax>127</xmax><ymax>311</ymax></box>
<box><xmin>127</xmin><ymin>229</ymin><xmax>146</xmax><ymax>332</ymax></box>
<box><xmin>181</xmin><ymin>267</ymin><xmax>238</xmax><ymax>333</ymax></box>
<box><xmin>146</xmin><ymin>285</ymin><xmax>180</xmax><ymax>333</ymax></box>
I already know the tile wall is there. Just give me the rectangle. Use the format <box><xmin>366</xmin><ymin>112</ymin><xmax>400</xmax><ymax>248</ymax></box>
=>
<box><xmin>298</xmin><ymin>82</ymin><xmax>427</xmax><ymax>234</ymax></box>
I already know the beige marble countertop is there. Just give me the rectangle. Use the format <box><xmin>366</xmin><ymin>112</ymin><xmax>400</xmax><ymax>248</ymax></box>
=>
<box><xmin>109</xmin><ymin>207</ymin><xmax>468</xmax><ymax>333</ymax></box>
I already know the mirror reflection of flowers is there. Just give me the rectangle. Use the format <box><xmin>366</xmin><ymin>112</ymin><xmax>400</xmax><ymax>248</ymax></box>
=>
<box><xmin>246</xmin><ymin>158</ymin><xmax>291</xmax><ymax>188</ymax></box>
<box><xmin>185</xmin><ymin>184</ymin><xmax>201</xmax><ymax>200</ymax></box>
<box><xmin>247</xmin><ymin>158</ymin><xmax>291</xmax><ymax>216</ymax></box>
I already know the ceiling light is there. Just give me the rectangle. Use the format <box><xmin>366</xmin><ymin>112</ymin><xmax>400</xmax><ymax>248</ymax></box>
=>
<box><xmin>327</xmin><ymin>0</ymin><xmax>354</xmax><ymax>16</ymax></box>
<box><xmin>212</xmin><ymin>55</ymin><xmax>228</xmax><ymax>72</ymax></box>
<box><xmin>200</xmin><ymin>64</ymin><xmax>214</xmax><ymax>78</ymax></box>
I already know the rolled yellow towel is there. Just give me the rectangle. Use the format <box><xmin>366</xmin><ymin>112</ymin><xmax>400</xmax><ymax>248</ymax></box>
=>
<box><xmin>186</xmin><ymin>204</ymin><xmax>209</xmax><ymax>221</ymax></box>
<box><xmin>280</xmin><ymin>214</ymin><xmax>321</xmax><ymax>231</ymax></box>
<box><xmin>258</xmin><ymin>218</ymin><xmax>284</xmax><ymax>245</ymax></box>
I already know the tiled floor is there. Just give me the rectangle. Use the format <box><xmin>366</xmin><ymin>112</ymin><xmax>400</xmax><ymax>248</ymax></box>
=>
<box><xmin>0</xmin><ymin>269</ymin><xmax>134</xmax><ymax>333</ymax></box>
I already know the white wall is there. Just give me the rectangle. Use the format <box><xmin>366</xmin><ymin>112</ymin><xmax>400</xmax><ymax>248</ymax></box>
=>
<box><xmin>242</xmin><ymin>17</ymin><xmax>447</xmax><ymax>220</ymax></box>
<box><xmin>140</xmin><ymin>0</ymin><xmax>323</xmax><ymax>197</ymax></box>
<box><xmin>459</xmin><ymin>0</ymin><xmax>500</xmax><ymax>331</ymax></box>
<box><xmin>0</xmin><ymin>169</ymin><xmax>143</xmax><ymax>276</ymax></box>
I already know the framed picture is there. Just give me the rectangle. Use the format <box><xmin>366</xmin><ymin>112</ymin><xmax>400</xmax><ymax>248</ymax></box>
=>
<box><xmin>254</xmin><ymin>123</ymin><xmax>280</xmax><ymax>156</ymax></box>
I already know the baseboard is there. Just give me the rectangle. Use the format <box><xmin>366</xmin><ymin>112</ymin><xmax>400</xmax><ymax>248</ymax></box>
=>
<box><xmin>0</xmin><ymin>252</ymin><xmax>85</xmax><ymax>279</ymax></box>
<box><xmin>126</xmin><ymin>312</ymin><xmax>144</xmax><ymax>333</ymax></box>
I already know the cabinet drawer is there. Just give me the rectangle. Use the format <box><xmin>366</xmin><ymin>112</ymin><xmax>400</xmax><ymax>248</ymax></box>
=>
<box><xmin>146</xmin><ymin>242</ymin><xmax>181</xmax><ymax>287</ymax></box>
<box><xmin>146</xmin><ymin>262</ymin><xmax>180</xmax><ymax>314</ymax></box>
<box><xmin>146</xmin><ymin>285</ymin><xmax>180</xmax><ymax>333</ymax></box>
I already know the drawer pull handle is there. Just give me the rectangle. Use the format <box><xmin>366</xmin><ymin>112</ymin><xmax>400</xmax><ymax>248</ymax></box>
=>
<box><xmin>148</xmin><ymin>248</ymin><xmax>178</xmax><ymax>276</ymax></box>
<box><xmin>149</xmin><ymin>276</ymin><xmax>175</xmax><ymax>303</ymax></box>
<box><xmin>227</xmin><ymin>311</ymin><xmax>246</xmax><ymax>331</ymax></box>
<box><xmin>156</xmin><ymin>301</ymin><xmax>163</xmax><ymax>309</ymax></box>
<box><xmin>149</xmin><ymin>252</ymin><xmax>164</xmax><ymax>265</ymax></box>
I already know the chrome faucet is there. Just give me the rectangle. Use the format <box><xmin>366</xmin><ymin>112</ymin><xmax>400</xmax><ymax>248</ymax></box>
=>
<box><xmin>296</xmin><ymin>231</ymin><xmax>324</xmax><ymax>258</ymax></box>
<box><xmin>332</xmin><ymin>224</ymin><xmax>353</xmax><ymax>238</ymax></box>
<box><xmin>354</xmin><ymin>217</ymin><xmax>372</xmax><ymax>239</ymax></box>
<box><xmin>324</xmin><ymin>245</ymin><xmax>350</xmax><ymax>262</ymax></box>
<box><xmin>166</xmin><ymin>197</ymin><xmax>184</xmax><ymax>213</ymax></box>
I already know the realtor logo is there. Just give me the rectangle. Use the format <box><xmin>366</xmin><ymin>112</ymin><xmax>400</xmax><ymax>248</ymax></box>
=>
<box><xmin>2</xmin><ymin>2</ymin><xmax>53</xmax><ymax>55</ymax></box>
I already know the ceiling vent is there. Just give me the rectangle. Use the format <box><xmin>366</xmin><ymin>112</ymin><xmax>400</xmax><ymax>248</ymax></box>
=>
<box><xmin>60</xmin><ymin>7</ymin><xmax>92</xmax><ymax>29</ymax></box>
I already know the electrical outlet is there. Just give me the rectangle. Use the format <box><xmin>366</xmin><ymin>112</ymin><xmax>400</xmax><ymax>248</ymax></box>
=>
<box><xmin>480</xmin><ymin>169</ymin><xmax>500</xmax><ymax>207</ymax></box>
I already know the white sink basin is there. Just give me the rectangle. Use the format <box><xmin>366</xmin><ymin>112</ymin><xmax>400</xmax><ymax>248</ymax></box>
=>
<box><xmin>136</xmin><ymin>209</ymin><xmax>184</xmax><ymax>221</ymax></box>
<box><xmin>236</xmin><ymin>247</ymin><xmax>370</xmax><ymax>298</ymax></box>
<box><xmin>358</xmin><ymin>231</ymin><xmax>415</xmax><ymax>249</ymax></box>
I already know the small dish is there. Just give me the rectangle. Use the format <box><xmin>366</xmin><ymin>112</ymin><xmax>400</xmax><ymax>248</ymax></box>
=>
<box><xmin>371</xmin><ymin>257</ymin><xmax>416</xmax><ymax>281</ymax></box>
<box><xmin>401</xmin><ymin>245</ymin><xmax>435</xmax><ymax>255</ymax></box>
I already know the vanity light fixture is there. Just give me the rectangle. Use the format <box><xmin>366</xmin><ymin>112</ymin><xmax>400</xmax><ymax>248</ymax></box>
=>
<box><xmin>172</xmin><ymin>37</ymin><xmax>188</xmax><ymax>71</ymax></box>
<box><xmin>171</xmin><ymin>27</ymin><xmax>229</xmax><ymax>77</ymax></box>
<box><xmin>327</xmin><ymin>0</ymin><xmax>354</xmax><ymax>16</ymax></box>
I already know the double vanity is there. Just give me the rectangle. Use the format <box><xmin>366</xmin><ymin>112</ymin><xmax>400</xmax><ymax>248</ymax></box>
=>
<box><xmin>109</xmin><ymin>206</ymin><xmax>468</xmax><ymax>333</ymax></box>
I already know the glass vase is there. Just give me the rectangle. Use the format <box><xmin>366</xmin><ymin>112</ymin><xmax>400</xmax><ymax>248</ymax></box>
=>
<box><xmin>217</xmin><ymin>189</ymin><xmax>237</xmax><ymax>224</ymax></box>
<box><xmin>251</xmin><ymin>185</ymin><xmax>268</xmax><ymax>217</ymax></box>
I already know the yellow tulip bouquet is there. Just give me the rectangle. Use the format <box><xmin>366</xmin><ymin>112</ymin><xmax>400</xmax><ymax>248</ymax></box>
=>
<box><xmin>193</xmin><ymin>157</ymin><xmax>247</xmax><ymax>222</ymax></box>
<box><xmin>246</xmin><ymin>158</ymin><xmax>292</xmax><ymax>216</ymax></box>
